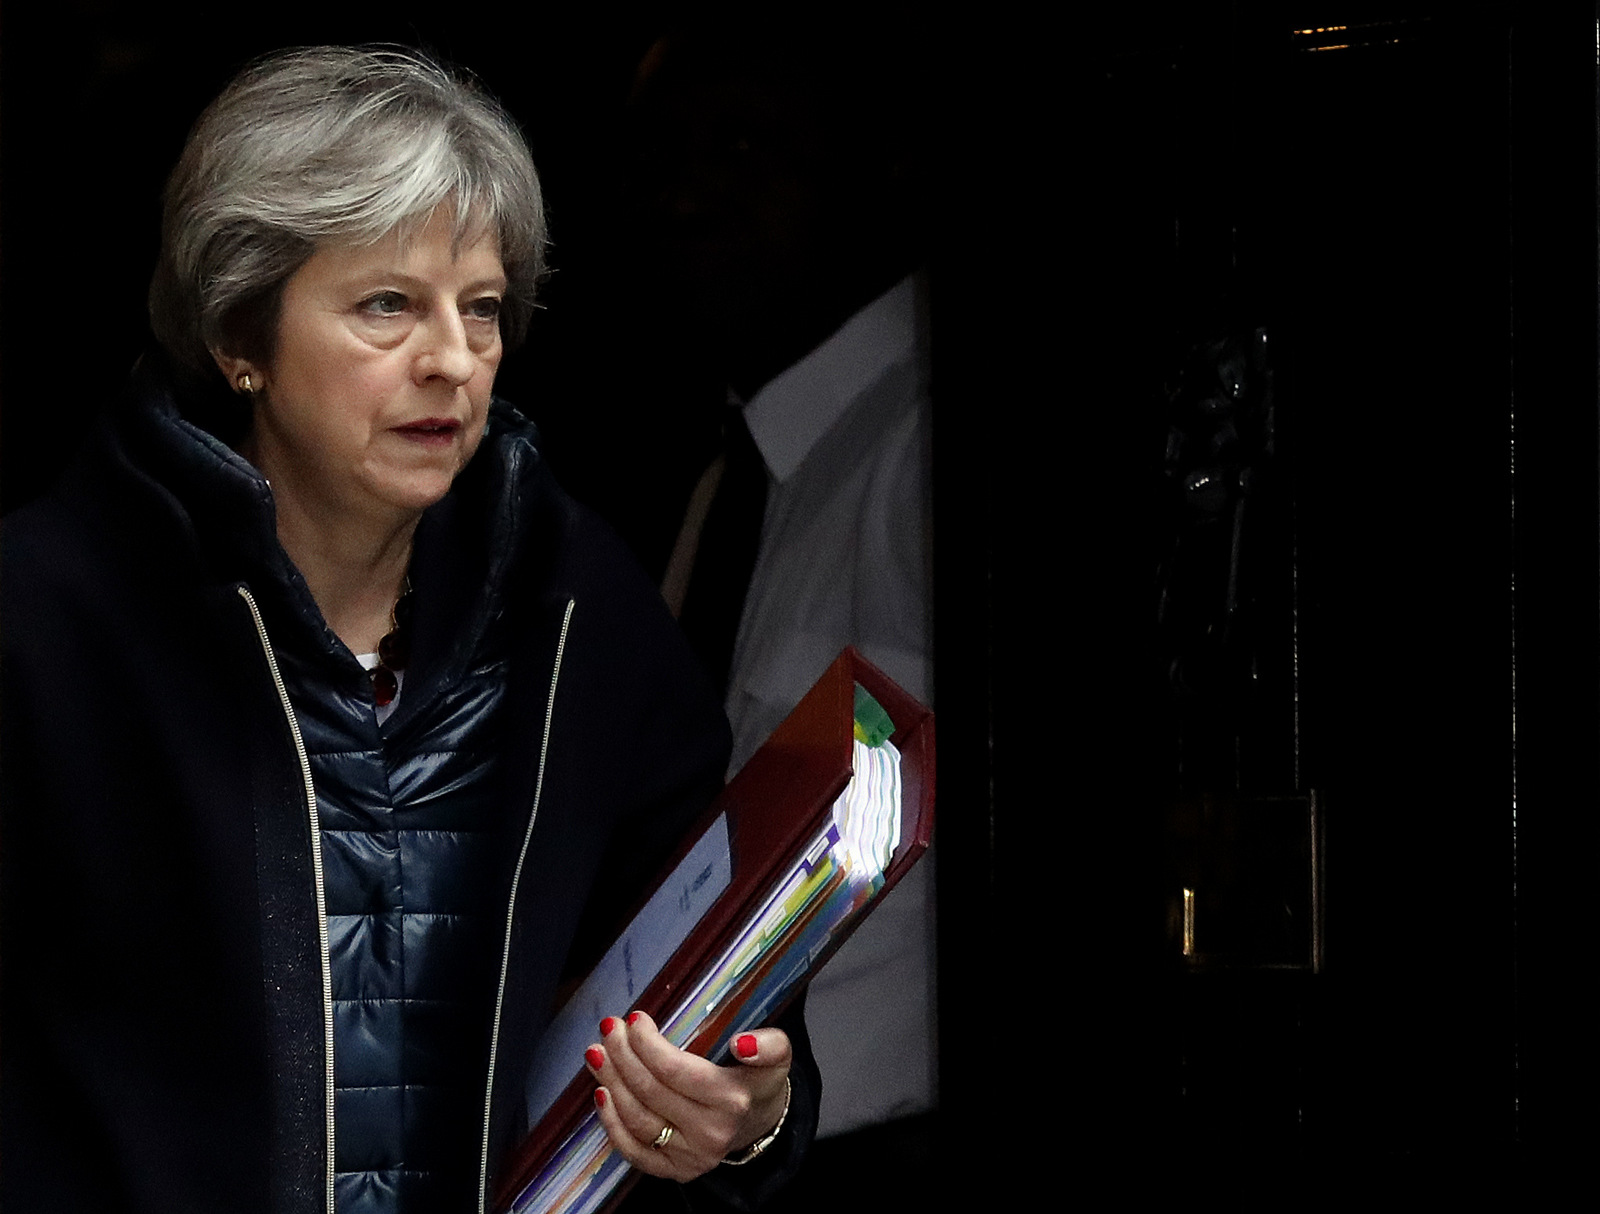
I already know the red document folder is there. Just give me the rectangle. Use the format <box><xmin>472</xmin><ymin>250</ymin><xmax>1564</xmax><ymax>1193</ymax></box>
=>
<box><xmin>494</xmin><ymin>647</ymin><xmax>935</xmax><ymax>1212</ymax></box>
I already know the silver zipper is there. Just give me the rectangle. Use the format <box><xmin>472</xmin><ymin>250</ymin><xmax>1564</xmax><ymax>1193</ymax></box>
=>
<box><xmin>479</xmin><ymin>598</ymin><xmax>575</xmax><ymax>1214</ymax></box>
<box><xmin>238</xmin><ymin>586</ymin><xmax>337</xmax><ymax>1214</ymax></box>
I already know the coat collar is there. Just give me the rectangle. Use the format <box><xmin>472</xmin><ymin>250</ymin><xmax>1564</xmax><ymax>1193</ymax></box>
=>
<box><xmin>113</xmin><ymin>349</ymin><xmax>551</xmax><ymax>700</ymax></box>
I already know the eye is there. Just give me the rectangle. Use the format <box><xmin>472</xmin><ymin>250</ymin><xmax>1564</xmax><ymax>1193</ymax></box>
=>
<box><xmin>466</xmin><ymin>295</ymin><xmax>503</xmax><ymax>323</ymax></box>
<box><xmin>360</xmin><ymin>290</ymin><xmax>408</xmax><ymax>316</ymax></box>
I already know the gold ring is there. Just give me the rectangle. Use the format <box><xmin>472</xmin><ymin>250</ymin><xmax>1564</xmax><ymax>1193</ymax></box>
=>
<box><xmin>651</xmin><ymin>1124</ymin><xmax>674</xmax><ymax>1150</ymax></box>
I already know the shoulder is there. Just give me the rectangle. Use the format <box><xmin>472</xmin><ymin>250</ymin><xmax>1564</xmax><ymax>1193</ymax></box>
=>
<box><xmin>3</xmin><ymin>443</ymin><xmax>132</xmax><ymax>637</ymax></box>
<box><xmin>490</xmin><ymin>403</ymin><xmax>698</xmax><ymax>663</ymax></box>
<box><xmin>490</xmin><ymin>397</ymin><xmax>730</xmax><ymax>747</ymax></box>
<box><xmin>3</xmin><ymin>416</ymin><xmax>195</xmax><ymax>626</ymax></box>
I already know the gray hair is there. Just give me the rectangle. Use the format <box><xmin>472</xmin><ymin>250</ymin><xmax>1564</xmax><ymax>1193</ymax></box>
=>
<box><xmin>150</xmin><ymin>45</ymin><xmax>547</xmax><ymax>375</ymax></box>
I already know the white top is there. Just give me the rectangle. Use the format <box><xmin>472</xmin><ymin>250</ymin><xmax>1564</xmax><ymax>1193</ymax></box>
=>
<box><xmin>725</xmin><ymin>274</ymin><xmax>937</xmax><ymax>1136</ymax></box>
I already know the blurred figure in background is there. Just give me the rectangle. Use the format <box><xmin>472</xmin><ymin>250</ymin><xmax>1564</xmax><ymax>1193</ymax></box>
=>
<box><xmin>608</xmin><ymin>13</ymin><xmax>939</xmax><ymax>1197</ymax></box>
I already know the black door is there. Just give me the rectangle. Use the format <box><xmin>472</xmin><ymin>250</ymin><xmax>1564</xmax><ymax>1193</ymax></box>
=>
<box><xmin>936</xmin><ymin>5</ymin><xmax>1595</xmax><ymax>1198</ymax></box>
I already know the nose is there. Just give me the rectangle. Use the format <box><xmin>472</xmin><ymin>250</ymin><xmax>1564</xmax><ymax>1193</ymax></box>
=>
<box><xmin>415</xmin><ymin>308</ymin><xmax>476</xmax><ymax>387</ymax></box>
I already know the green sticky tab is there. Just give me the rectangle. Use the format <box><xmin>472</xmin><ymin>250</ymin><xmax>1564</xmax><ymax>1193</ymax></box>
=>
<box><xmin>852</xmin><ymin>683</ymin><xmax>895</xmax><ymax>747</ymax></box>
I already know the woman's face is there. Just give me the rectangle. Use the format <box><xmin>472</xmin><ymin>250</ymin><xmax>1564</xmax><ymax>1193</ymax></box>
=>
<box><xmin>239</xmin><ymin>208</ymin><xmax>506</xmax><ymax>525</ymax></box>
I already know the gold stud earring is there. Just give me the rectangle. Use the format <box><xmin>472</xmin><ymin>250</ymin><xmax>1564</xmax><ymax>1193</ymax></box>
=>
<box><xmin>237</xmin><ymin>373</ymin><xmax>254</xmax><ymax>396</ymax></box>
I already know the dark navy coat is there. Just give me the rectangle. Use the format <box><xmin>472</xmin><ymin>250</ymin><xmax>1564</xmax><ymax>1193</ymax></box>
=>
<box><xmin>0</xmin><ymin>356</ymin><xmax>818</xmax><ymax>1214</ymax></box>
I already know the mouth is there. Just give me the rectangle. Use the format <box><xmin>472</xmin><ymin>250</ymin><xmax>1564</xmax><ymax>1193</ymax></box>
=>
<box><xmin>393</xmin><ymin>418</ymin><xmax>462</xmax><ymax>446</ymax></box>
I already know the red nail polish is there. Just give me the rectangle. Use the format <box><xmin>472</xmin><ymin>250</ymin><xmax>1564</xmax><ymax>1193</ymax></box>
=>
<box><xmin>627</xmin><ymin>1011</ymin><xmax>641</xmax><ymax>1025</ymax></box>
<box><xmin>735</xmin><ymin>1034</ymin><xmax>758</xmax><ymax>1059</ymax></box>
<box><xmin>601</xmin><ymin>1017</ymin><xmax>618</xmax><ymax>1037</ymax></box>
<box><xmin>594</xmin><ymin>1088</ymin><xmax>608</xmax><ymax>1109</ymax></box>
<box><xmin>585</xmin><ymin>1046</ymin><xmax>605</xmax><ymax>1070</ymax></box>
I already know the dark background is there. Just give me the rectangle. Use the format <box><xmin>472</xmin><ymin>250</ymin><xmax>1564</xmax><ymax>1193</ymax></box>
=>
<box><xmin>2</xmin><ymin>2</ymin><xmax>1592</xmax><ymax>1202</ymax></box>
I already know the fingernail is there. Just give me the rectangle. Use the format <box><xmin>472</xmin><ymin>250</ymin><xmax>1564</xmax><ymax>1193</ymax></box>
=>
<box><xmin>627</xmin><ymin>1011</ymin><xmax>641</xmax><ymax>1025</ymax></box>
<box><xmin>585</xmin><ymin>1046</ymin><xmax>605</xmax><ymax>1070</ymax></box>
<box><xmin>735</xmin><ymin>1034</ymin><xmax>759</xmax><ymax>1059</ymax></box>
<box><xmin>601</xmin><ymin>1017</ymin><xmax>619</xmax><ymax>1037</ymax></box>
<box><xmin>594</xmin><ymin>1088</ymin><xmax>608</xmax><ymax>1109</ymax></box>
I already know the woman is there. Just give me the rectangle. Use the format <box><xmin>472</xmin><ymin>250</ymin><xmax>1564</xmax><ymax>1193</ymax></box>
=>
<box><xmin>0</xmin><ymin>46</ymin><xmax>814</xmax><ymax>1214</ymax></box>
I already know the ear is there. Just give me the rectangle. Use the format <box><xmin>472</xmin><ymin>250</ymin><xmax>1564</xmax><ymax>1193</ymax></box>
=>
<box><xmin>210</xmin><ymin>348</ymin><xmax>263</xmax><ymax>396</ymax></box>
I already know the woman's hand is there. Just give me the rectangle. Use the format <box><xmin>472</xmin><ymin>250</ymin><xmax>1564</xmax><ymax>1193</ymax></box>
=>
<box><xmin>584</xmin><ymin>1011</ymin><xmax>792</xmax><ymax>1182</ymax></box>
